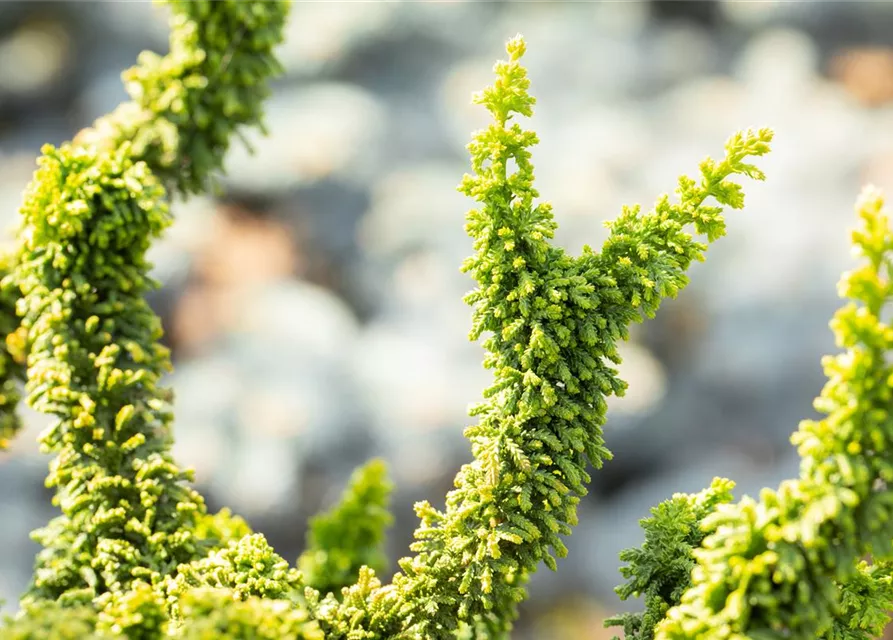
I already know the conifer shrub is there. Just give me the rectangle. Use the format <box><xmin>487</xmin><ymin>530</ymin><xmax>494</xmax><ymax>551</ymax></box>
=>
<box><xmin>607</xmin><ymin>187</ymin><xmax>893</xmax><ymax>640</ymax></box>
<box><xmin>4</xmin><ymin>1</ymin><xmax>887</xmax><ymax>639</ymax></box>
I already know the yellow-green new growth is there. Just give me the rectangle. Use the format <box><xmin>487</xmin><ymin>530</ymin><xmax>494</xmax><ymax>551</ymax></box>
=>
<box><xmin>2</xmin><ymin>24</ymin><xmax>776</xmax><ymax>640</ymax></box>
<box><xmin>308</xmin><ymin>35</ymin><xmax>771</xmax><ymax>639</ymax></box>
<box><xmin>7</xmin><ymin>0</ymin><xmax>293</xmax><ymax>616</ymax></box>
<box><xmin>655</xmin><ymin>187</ymin><xmax>893</xmax><ymax>640</ymax></box>
<box><xmin>0</xmin><ymin>0</ymin><xmax>290</xmax><ymax>452</ymax></box>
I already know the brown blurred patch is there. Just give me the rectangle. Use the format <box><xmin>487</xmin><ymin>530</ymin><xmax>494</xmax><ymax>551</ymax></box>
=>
<box><xmin>830</xmin><ymin>47</ymin><xmax>893</xmax><ymax>107</ymax></box>
<box><xmin>193</xmin><ymin>203</ymin><xmax>302</xmax><ymax>287</ymax></box>
<box><xmin>171</xmin><ymin>203</ymin><xmax>303</xmax><ymax>356</ymax></box>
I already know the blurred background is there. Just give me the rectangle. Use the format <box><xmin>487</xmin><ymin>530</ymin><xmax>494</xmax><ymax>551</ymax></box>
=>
<box><xmin>2</xmin><ymin>1</ymin><xmax>893</xmax><ymax>637</ymax></box>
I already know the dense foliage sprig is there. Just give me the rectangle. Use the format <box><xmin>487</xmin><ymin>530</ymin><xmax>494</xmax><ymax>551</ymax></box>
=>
<box><xmin>648</xmin><ymin>187</ymin><xmax>893</xmax><ymax>640</ymax></box>
<box><xmin>17</xmin><ymin>142</ymin><xmax>204</xmax><ymax>604</ymax></box>
<box><xmin>2</xmin><ymin>0</ymin><xmax>300</xmax><ymax>634</ymax></box>
<box><xmin>605</xmin><ymin>478</ymin><xmax>736</xmax><ymax>640</ymax></box>
<box><xmin>0</xmin><ymin>0</ymin><xmax>289</xmax><ymax>452</ymax></box>
<box><xmin>305</xmin><ymin>37</ymin><xmax>770</xmax><ymax>640</ymax></box>
<box><xmin>74</xmin><ymin>0</ymin><xmax>289</xmax><ymax>197</ymax></box>
<box><xmin>298</xmin><ymin>459</ymin><xmax>394</xmax><ymax>596</ymax></box>
<box><xmin>0</xmin><ymin>11</ymin><xmax>778</xmax><ymax>639</ymax></box>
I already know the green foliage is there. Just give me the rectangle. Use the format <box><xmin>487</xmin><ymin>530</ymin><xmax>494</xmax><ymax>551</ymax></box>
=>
<box><xmin>829</xmin><ymin>561</ymin><xmax>893</xmax><ymax>640</ymax></box>
<box><xmin>652</xmin><ymin>188</ymin><xmax>893</xmax><ymax>640</ymax></box>
<box><xmin>608</xmin><ymin>192</ymin><xmax>893</xmax><ymax>640</ymax></box>
<box><xmin>95</xmin><ymin>581</ymin><xmax>169</xmax><ymax>639</ymax></box>
<box><xmin>298</xmin><ymin>459</ymin><xmax>394</xmax><ymax>596</ymax></box>
<box><xmin>0</xmin><ymin>0</ymin><xmax>290</xmax><ymax>452</ymax></box>
<box><xmin>75</xmin><ymin>0</ymin><xmax>289</xmax><ymax>196</ymax></box>
<box><xmin>18</xmin><ymin>142</ymin><xmax>207</xmax><ymax>606</ymax></box>
<box><xmin>1</xmin><ymin>0</ymin><xmax>297</xmax><ymax>633</ymax></box>
<box><xmin>305</xmin><ymin>36</ymin><xmax>770</xmax><ymax>640</ymax></box>
<box><xmin>192</xmin><ymin>507</ymin><xmax>254</xmax><ymax>548</ymax></box>
<box><xmin>2</xmin><ymin>600</ymin><xmax>104</xmax><ymax>639</ymax></box>
<box><xmin>0</xmin><ymin>11</ymin><xmax>778</xmax><ymax>639</ymax></box>
<box><xmin>605</xmin><ymin>478</ymin><xmax>736</xmax><ymax>640</ymax></box>
<box><xmin>175</xmin><ymin>588</ymin><xmax>323</xmax><ymax>640</ymax></box>
<box><xmin>165</xmin><ymin>534</ymin><xmax>305</xmax><ymax>614</ymax></box>
<box><xmin>0</xmin><ymin>253</ymin><xmax>24</xmax><ymax>449</ymax></box>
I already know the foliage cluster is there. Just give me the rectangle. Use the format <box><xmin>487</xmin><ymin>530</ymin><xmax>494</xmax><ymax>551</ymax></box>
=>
<box><xmin>2</xmin><ymin>2</ymin><xmax>891</xmax><ymax>639</ymax></box>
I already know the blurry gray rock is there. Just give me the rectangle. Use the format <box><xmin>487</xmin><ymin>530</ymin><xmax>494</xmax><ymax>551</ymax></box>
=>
<box><xmin>351</xmin><ymin>317</ymin><xmax>488</xmax><ymax>487</ymax></box>
<box><xmin>0</xmin><ymin>440</ymin><xmax>57</xmax><ymax>616</ymax></box>
<box><xmin>0</xmin><ymin>19</ymin><xmax>72</xmax><ymax>103</ymax></box>
<box><xmin>0</xmin><ymin>151</ymin><xmax>37</xmax><ymax>238</ymax></box>
<box><xmin>277</xmin><ymin>3</ymin><xmax>399</xmax><ymax>77</ymax></box>
<box><xmin>79</xmin><ymin>1</ymin><xmax>169</xmax><ymax>49</ymax></box>
<box><xmin>170</xmin><ymin>280</ymin><xmax>365</xmax><ymax>520</ymax></box>
<box><xmin>223</xmin><ymin>84</ymin><xmax>387</xmax><ymax>195</ymax></box>
<box><xmin>358</xmin><ymin>161</ymin><xmax>471</xmax><ymax>265</ymax></box>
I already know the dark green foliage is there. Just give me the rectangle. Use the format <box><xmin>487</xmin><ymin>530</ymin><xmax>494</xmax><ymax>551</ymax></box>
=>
<box><xmin>609</xmin><ymin>480</ymin><xmax>893</xmax><ymax>640</ymax></box>
<box><xmin>605</xmin><ymin>478</ymin><xmax>735</xmax><ymax>640</ymax></box>
<box><xmin>298</xmin><ymin>459</ymin><xmax>394</xmax><ymax>596</ymax></box>
<box><xmin>829</xmin><ymin>561</ymin><xmax>893</xmax><ymax>640</ymax></box>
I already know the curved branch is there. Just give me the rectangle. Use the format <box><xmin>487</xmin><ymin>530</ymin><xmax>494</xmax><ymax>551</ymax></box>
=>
<box><xmin>310</xmin><ymin>35</ymin><xmax>772</xmax><ymax>640</ymax></box>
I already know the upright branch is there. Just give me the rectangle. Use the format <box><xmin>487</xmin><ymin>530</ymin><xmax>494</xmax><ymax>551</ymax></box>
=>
<box><xmin>0</xmin><ymin>0</ymin><xmax>289</xmax><ymax>452</ymax></box>
<box><xmin>17</xmin><ymin>142</ymin><xmax>205</xmax><ymax>606</ymax></box>
<box><xmin>655</xmin><ymin>187</ymin><xmax>893</xmax><ymax>640</ymax></box>
<box><xmin>75</xmin><ymin>0</ymin><xmax>289</xmax><ymax>197</ymax></box>
<box><xmin>298</xmin><ymin>459</ymin><xmax>394</xmax><ymax>597</ymax></box>
<box><xmin>310</xmin><ymin>36</ymin><xmax>772</xmax><ymax>640</ymax></box>
<box><xmin>10</xmin><ymin>0</ymin><xmax>291</xmax><ymax>611</ymax></box>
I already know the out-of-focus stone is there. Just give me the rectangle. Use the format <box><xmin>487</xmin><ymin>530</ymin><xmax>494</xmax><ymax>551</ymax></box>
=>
<box><xmin>358</xmin><ymin>162</ymin><xmax>470</xmax><ymax>262</ymax></box>
<box><xmin>735</xmin><ymin>28</ymin><xmax>819</xmax><ymax>99</ymax></box>
<box><xmin>351</xmin><ymin>319</ymin><xmax>488</xmax><ymax>485</ymax></box>
<box><xmin>0</xmin><ymin>20</ymin><xmax>71</xmax><ymax>99</ymax></box>
<box><xmin>233</xmin><ymin>280</ymin><xmax>359</xmax><ymax>364</ymax></box>
<box><xmin>168</xmin><ymin>206</ymin><xmax>303</xmax><ymax>355</ymax></box>
<box><xmin>648</xmin><ymin>23</ymin><xmax>720</xmax><ymax>87</ymax></box>
<box><xmin>277</xmin><ymin>3</ymin><xmax>398</xmax><ymax>76</ymax></box>
<box><xmin>830</xmin><ymin>47</ymin><xmax>893</xmax><ymax>107</ymax></box>
<box><xmin>0</xmin><ymin>151</ymin><xmax>39</xmax><ymax>243</ymax></box>
<box><xmin>606</xmin><ymin>342</ymin><xmax>667</xmax><ymax>417</ymax></box>
<box><xmin>193</xmin><ymin>208</ymin><xmax>298</xmax><ymax>288</ymax></box>
<box><xmin>92</xmin><ymin>1</ymin><xmax>169</xmax><ymax>46</ymax></box>
<box><xmin>170</xmin><ymin>280</ymin><xmax>362</xmax><ymax>519</ymax></box>
<box><xmin>223</xmin><ymin>84</ymin><xmax>387</xmax><ymax>194</ymax></box>
<box><xmin>719</xmin><ymin>0</ymin><xmax>793</xmax><ymax>27</ymax></box>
